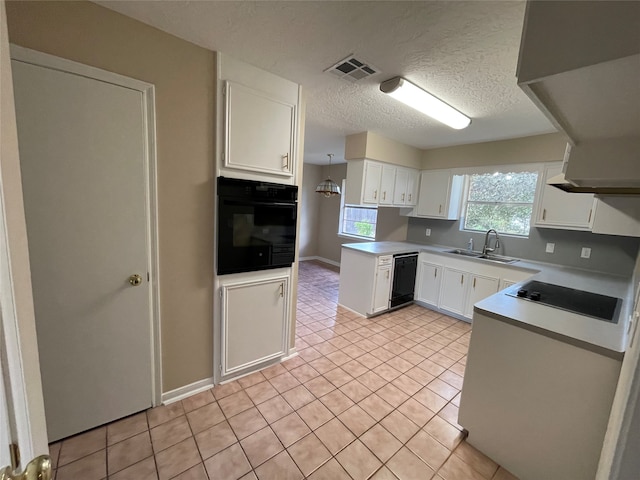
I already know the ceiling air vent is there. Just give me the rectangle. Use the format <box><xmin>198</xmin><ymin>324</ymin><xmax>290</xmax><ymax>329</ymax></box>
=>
<box><xmin>325</xmin><ymin>55</ymin><xmax>379</xmax><ymax>82</ymax></box>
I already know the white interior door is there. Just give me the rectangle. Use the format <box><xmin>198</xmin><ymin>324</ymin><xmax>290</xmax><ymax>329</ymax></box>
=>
<box><xmin>11</xmin><ymin>56</ymin><xmax>154</xmax><ymax>441</ymax></box>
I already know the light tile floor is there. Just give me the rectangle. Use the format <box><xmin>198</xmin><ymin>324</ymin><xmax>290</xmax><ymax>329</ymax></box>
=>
<box><xmin>47</xmin><ymin>260</ymin><xmax>519</xmax><ymax>480</ymax></box>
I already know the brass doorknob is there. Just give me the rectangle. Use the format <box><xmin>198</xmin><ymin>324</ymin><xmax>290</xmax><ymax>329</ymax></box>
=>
<box><xmin>128</xmin><ymin>274</ymin><xmax>143</xmax><ymax>286</ymax></box>
<box><xmin>0</xmin><ymin>455</ymin><xmax>52</xmax><ymax>480</ymax></box>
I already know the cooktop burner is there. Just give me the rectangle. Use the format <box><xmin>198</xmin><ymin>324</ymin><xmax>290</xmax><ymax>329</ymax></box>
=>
<box><xmin>506</xmin><ymin>280</ymin><xmax>622</xmax><ymax>323</ymax></box>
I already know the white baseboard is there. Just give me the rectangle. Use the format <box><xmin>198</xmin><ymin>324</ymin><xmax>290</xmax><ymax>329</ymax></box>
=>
<box><xmin>283</xmin><ymin>349</ymin><xmax>298</xmax><ymax>360</ymax></box>
<box><xmin>161</xmin><ymin>377</ymin><xmax>215</xmax><ymax>405</ymax></box>
<box><xmin>300</xmin><ymin>256</ymin><xmax>340</xmax><ymax>267</ymax></box>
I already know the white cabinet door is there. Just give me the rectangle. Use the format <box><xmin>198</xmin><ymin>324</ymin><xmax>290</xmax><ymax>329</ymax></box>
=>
<box><xmin>406</xmin><ymin>171</ymin><xmax>419</xmax><ymax>206</ymax></box>
<box><xmin>464</xmin><ymin>274</ymin><xmax>500</xmax><ymax>319</ymax></box>
<box><xmin>416</xmin><ymin>170</ymin><xmax>463</xmax><ymax>219</ymax></box>
<box><xmin>372</xmin><ymin>264</ymin><xmax>392</xmax><ymax>313</ymax></box>
<box><xmin>535</xmin><ymin>164</ymin><xmax>596</xmax><ymax>230</ymax></box>
<box><xmin>363</xmin><ymin>161</ymin><xmax>383</xmax><ymax>204</ymax></box>
<box><xmin>439</xmin><ymin>267</ymin><xmax>467</xmax><ymax>315</ymax></box>
<box><xmin>393</xmin><ymin>168</ymin><xmax>409</xmax><ymax>205</ymax></box>
<box><xmin>225</xmin><ymin>81</ymin><xmax>295</xmax><ymax>177</ymax></box>
<box><xmin>221</xmin><ymin>275</ymin><xmax>289</xmax><ymax>376</ymax></box>
<box><xmin>416</xmin><ymin>261</ymin><xmax>442</xmax><ymax>307</ymax></box>
<box><xmin>379</xmin><ymin>164</ymin><xmax>396</xmax><ymax>205</ymax></box>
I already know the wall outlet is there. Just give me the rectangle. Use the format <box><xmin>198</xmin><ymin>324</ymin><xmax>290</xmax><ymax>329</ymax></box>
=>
<box><xmin>581</xmin><ymin>247</ymin><xmax>591</xmax><ymax>259</ymax></box>
<box><xmin>545</xmin><ymin>243</ymin><xmax>555</xmax><ymax>253</ymax></box>
<box><xmin>425</xmin><ymin>228</ymin><xmax>431</xmax><ymax>236</ymax></box>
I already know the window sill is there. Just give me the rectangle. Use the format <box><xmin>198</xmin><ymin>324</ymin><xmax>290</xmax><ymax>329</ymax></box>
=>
<box><xmin>337</xmin><ymin>233</ymin><xmax>375</xmax><ymax>241</ymax></box>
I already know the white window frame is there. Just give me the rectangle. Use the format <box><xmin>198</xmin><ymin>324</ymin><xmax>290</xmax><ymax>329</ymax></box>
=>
<box><xmin>458</xmin><ymin>164</ymin><xmax>545</xmax><ymax>238</ymax></box>
<box><xmin>338</xmin><ymin>180</ymin><xmax>378</xmax><ymax>240</ymax></box>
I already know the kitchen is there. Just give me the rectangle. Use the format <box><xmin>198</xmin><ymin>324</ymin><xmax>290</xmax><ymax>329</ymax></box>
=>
<box><xmin>1</xmin><ymin>1</ymin><xmax>639</xmax><ymax>480</ymax></box>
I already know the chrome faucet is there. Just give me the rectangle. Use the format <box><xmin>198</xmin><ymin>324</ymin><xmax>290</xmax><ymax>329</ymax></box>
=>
<box><xmin>482</xmin><ymin>229</ymin><xmax>501</xmax><ymax>255</ymax></box>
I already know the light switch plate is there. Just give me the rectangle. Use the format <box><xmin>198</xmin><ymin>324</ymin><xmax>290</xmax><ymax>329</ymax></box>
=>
<box><xmin>425</xmin><ymin>228</ymin><xmax>431</xmax><ymax>236</ymax></box>
<box><xmin>545</xmin><ymin>243</ymin><xmax>555</xmax><ymax>253</ymax></box>
<box><xmin>581</xmin><ymin>247</ymin><xmax>591</xmax><ymax>259</ymax></box>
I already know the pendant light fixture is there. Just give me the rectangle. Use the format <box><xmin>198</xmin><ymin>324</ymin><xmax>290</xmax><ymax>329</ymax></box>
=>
<box><xmin>315</xmin><ymin>154</ymin><xmax>341</xmax><ymax>197</ymax></box>
<box><xmin>380</xmin><ymin>76</ymin><xmax>471</xmax><ymax>130</ymax></box>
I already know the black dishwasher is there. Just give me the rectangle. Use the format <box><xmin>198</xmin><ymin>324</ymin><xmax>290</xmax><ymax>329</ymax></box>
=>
<box><xmin>390</xmin><ymin>252</ymin><xmax>418</xmax><ymax>308</ymax></box>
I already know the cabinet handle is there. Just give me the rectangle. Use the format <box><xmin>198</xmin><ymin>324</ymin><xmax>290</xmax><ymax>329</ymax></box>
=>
<box><xmin>386</xmin><ymin>270</ymin><xmax>390</xmax><ymax>279</ymax></box>
<box><xmin>408</xmin><ymin>194</ymin><xmax>412</xmax><ymax>202</ymax></box>
<box><xmin>279</xmin><ymin>283</ymin><xmax>284</xmax><ymax>297</ymax></box>
<box><xmin>401</xmin><ymin>193</ymin><xmax>405</xmax><ymax>202</ymax></box>
<box><xmin>434</xmin><ymin>269</ymin><xmax>437</xmax><ymax>278</ymax></box>
<box><xmin>439</xmin><ymin>204</ymin><xmax>442</xmax><ymax>214</ymax></box>
<box><xmin>542</xmin><ymin>208</ymin><xmax>546</xmax><ymax>221</ymax></box>
<box><xmin>383</xmin><ymin>191</ymin><xmax>386</xmax><ymax>201</ymax></box>
<box><xmin>473</xmin><ymin>278</ymin><xmax>476</xmax><ymax>288</ymax></box>
<box><xmin>282</xmin><ymin>153</ymin><xmax>289</xmax><ymax>170</ymax></box>
<box><xmin>374</xmin><ymin>190</ymin><xmax>377</xmax><ymax>200</ymax></box>
<box><xmin>588</xmin><ymin>209</ymin><xmax>592</xmax><ymax>223</ymax></box>
<box><xmin>461</xmin><ymin>274</ymin><xmax>464</xmax><ymax>285</ymax></box>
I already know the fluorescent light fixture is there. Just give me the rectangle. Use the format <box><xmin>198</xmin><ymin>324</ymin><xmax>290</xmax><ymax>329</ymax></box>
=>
<box><xmin>380</xmin><ymin>76</ymin><xmax>471</xmax><ymax>130</ymax></box>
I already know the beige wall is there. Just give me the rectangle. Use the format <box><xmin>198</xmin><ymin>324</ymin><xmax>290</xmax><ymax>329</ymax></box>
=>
<box><xmin>300</xmin><ymin>164</ymin><xmax>322</xmax><ymax>258</ymax></box>
<box><xmin>6</xmin><ymin>1</ymin><xmax>216</xmax><ymax>392</ymax></box>
<box><xmin>346</xmin><ymin>131</ymin><xmax>422</xmax><ymax>168</ymax></box>
<box><xmin>422</xmin><ymin>132</ymin><xmax>567</xmax><ymax>169</ymax></box>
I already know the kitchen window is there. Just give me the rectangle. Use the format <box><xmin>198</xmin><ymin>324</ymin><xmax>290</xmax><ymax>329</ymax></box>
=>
<box><xmin>462</xmin><ymin>170</ymin><xmax>539</xmax><ymax>236</ymax></box>
<box><xmin>339</xmin><ymin>180</ymin><xmax>377</xmax><ymax>239</ymax></box>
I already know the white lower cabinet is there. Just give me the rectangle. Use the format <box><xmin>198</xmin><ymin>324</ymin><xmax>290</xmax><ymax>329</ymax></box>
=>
<box><xmin>464</xmin><ymin>274</ymin><xmax>500</xmax><ymax>319</ymax></box>
<box><xmin>221</xmin><ymin>273</ymin><xmax>289</xmax><ymax>377</ymax></box>
<box><xmin>373</xmin><ymin>260</ymin><xmax>392</xmax><ymax>313</ymax></box>
<box><xmin>415</xmin><ymin>251</ymin><xmax>535</xmax><ymax>322</ymax></box>
<box><xmin>415</xmin><ymin>261</ymin><xmax>441</xmax><ymax>307</ymax></box>
<box><xmin>439</xmin><ymin>267</ymin><xmax>467</xmax><ymax>316</ymax></box>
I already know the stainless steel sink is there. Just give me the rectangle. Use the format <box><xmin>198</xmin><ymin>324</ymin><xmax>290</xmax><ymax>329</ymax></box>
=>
<box><xmin>446</xmin><ymin>249</ymin><xmax>519</xmax><ymax>264</ymax></box>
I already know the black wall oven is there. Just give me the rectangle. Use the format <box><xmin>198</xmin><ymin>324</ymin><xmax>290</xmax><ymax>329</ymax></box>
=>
<box><xmin>217</xmin><ymin>177</ymin><xmax>298</xmax><ymax>275</ymax></box>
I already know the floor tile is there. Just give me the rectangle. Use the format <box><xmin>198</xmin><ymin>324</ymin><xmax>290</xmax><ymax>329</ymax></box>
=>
<box><xmin>228</xmin><ymin>407</ymin><xmax>268</xmax><ymax>440</ymax></box>
<box><xmin>213</xmin><ymin>381</ymin><xmax>243</xmax><ymax>400</ymax></box>
<box><xmin>150</xmin><ymin>415</ymin><xmax>192</xmax><ymax>453</ymax></box>
<box><xmin>452</xmin><ymin>441</ymin><xmax>499</xmax><ymax>479</ymax></box>
<box><xmin>424</xmin><ymin>416</ymin><xmax>465</xmax><ymax>450</ymax></box>
<box><xmin>427</xmin><ymin>378</ymin><xmax>459</xmax><ymax>401</ymax></box>
<box><xmin>407</xmin><ymin>430</ymin><xmax>451</xmax><ymax>471</ymax></box>
<box><xmin>391</xmin><ymin>374</ymin><xmax>423</xmax><ymax>396</ymax></box>
<box><xmin>297</xmin><ymin>399</ymin><xmax>334</xmax><ymax>430</ymax></box>
<box><xmin>438</xmin><ymin>403</ymin><xmax>462</xmax><ymax>429</ymax></box>
<box><xmin>370</xmin><ymin>465</ymin><xmax>401</xmax><ymax>480</ymax></box>
<box><xmin>147</xmin><ymin>402</ymin><xmax>185</xmax><ymax>429</ymax></box>
<box><xmin>398</xmin><ymin>397</ymin><xmax>436</xmax><ymax>427</ymax></box>
<box><xmin>186</xmin><ymin>401</ymin><xmax>226</xmax><ymax>434</ymax></box>
<box><xmin>358</xmin><ymin>393</ymin><xmax>394</xmax><ymax>421</ymax></box>
<box><xmin>413</xmin><ymin>387</ymin><xmax>448</xmax><ymax>413</ymax></box>
<box><xmin>387</xmin><ymin>446</ymin><xmax>436</xmax><ymax>480</ymax></box>
<box><xmin>314</xmin><ymin>417</ymin><xmax>355</xmax><ymax>455</ymax></box>
<box><xmin>357</xmin><ymin>370</ymin><xmax>388</xmax><ymax>391</ymax></box>
<box><xmin>238</xmin><ymin>371</ymin><xmax>267</xmax><ymax>389</ymax></box>
<box><xmin>304</xmin><ymin>376</ymin><xmax>336</xmax><ymax>397</ymax></box>
<box><xmin>361</xmin><ymin>424</ymin><xmax>402</xmax><ymax>462</ymax></box>
<box><xmin>107</xmin><ymin>412</ymin><xmax>148</xmax><ymax>445</ymax></box>
<box><xmin>155</xmin><ymin>436</ymin><xmax>201</xmax><ymax>480</ymax></box>
<box><xmin>218</xmin><ymin>390</ymin><xmax>254</xmax><ymax>418</ymax></box>
<box><xmin>492</xmin><ymin>467</ymin><xmax>520</xmax><ymax>480</ymax></box>
<box><xmin>48</xmin><ymin>442</ymin><xmax>61</xmax><ymax>470</ymax></box>
<box><xmin>271</xmin><ymin>412</ymin><xmax>311</xmax><ymax>447</ymax></box>
<box><xmin>343</xmin><ymin>358</ymin><xmax>369</xmax><ymax>377</ymax></box>
<box><xmin>376</xmin><ymin>383</ymin><xmax>410</xmax><ymax>407</ymax></box>
<box><xmin>282</xmin><ymin>385</ymin><xmax>315</xmax><ymax>410</ymax></box>
<box><xmin>287</xmin><ymin>433</ymin><xmax>331</xmax><ymax>477</ymax></box>
<box><xmin>173</xmin><ymin>462</ymin><xmax>209</xmax><ymax>480</ymax></box>
<box><xmin>438</xmin><ymin>453</ymin><xmax>486</xmax><ymax>480</ymax></box>
<box><xmin>109</xmin><ymin>457</ymin><xmax>157</xmax><ymax>480</ymax></box>
<box><xmin>254</xmin><ymin>450</ymin><xmax>303</xmax><ymax>480</ymax></box>
<box><xmin>256</xmin><ymin>395</ymin><xmax>294</xmax><ymax>423</ymax></box>
<box><xmin>261</xmin><ymin>363</ymin><xmax>287</xmax><ymax>379</ymax></box>
<box><xmin>319</xmin><ymin>389</ymin><xmax>355</xmax><ymax>415</ymax></box>
<box><xmin>58</xmin><ymin>427</ymin><xmax>106</xmax><ymax>466</ymax></box>
<box><xmin>240</xmin><ymin>426</ymin><xmax>283</xmax><ymax>468</ymax></box>
<box><xmin>338</xmin><ymin>404</ymin><xmax>376</xmax><ymax>437</ymax></box>
<box><xmin>194</xmin><ymin>421</ymin><xmax>237</xmax><ymax>459</ymax></box>
<box><xmin>336</xmin><ymin>439</ymin><xmax>381</xmax><ymax>480</ymax></box>
<box><xmin>380</xmin><ymin>410</ymin><xmax>420</xmax><ymax>443</ymax></box>
<box><xmin>56</xmin><ymin>450</ymin><xmax>105</xmax><ymax>480</ymax></box>
<box><xmin>289</xmin><ymin>364</ymin><xmax>321</xmax><ymax>383</ymax></box>
<box><xmin>307</xmin><ymin>458</ymin><xmax>351</xmax><ymax>480</ymax></box>
<box><xmin>269</xmin><ymin>371</ymin><xmax>302</xmax><ymax>393</ymax></box>
<box><xmin>244</xmin><ymin>381</ymin><xmax>279</xmax><ymax>405</ymax></box>
<box><xmin>323</xmin><ymin>366</ymin><xmax>353</xmax><ymax>387</ymax></box>
<box><xmin>181</xmin><ymin>389</ymin><xmax>215</xmax><ymax>413</ymax></box>
<box><xmin>203</xmin><ymin>443</ymin><xmax>252</xmax><ymax>480</ymax></box>
<box><xmin>308</xmin><ymin>357</ymin><xmax>339</xmax><ymax>374</ymax></box>
<box><xmin>108</xmin><ymin>430</ymin><xmax>153</xmax><ymax>474</ymax></box>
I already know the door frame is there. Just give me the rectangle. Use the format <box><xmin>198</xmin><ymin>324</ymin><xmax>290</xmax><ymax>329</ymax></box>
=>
<box><xmin>9</xmin><ymin>44</ymin><xmax>163</xmax><ymax>407</ymax></box>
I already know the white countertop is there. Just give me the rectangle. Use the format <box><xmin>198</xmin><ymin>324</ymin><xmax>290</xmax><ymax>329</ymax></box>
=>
<box><xmin>342</xmin><ymin>241</ymin><xmax>634</xmax><ymax>355</ymax></box>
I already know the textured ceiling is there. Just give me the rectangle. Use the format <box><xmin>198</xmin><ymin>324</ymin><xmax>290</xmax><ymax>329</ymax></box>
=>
<box><xmin>97</xmin><ymin>1</ymin><xmax>556</xmax><ymax>164</ymax></box>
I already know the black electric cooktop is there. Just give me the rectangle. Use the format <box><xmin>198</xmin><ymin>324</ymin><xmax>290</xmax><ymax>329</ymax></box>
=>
<box><xmin>506</xmin><ymin>280</ymin><xmax>622</xmax><ymax>323</ymax></box>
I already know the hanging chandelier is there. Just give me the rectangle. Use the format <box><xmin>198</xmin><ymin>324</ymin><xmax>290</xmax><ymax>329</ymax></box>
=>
<box><xmin>315</xmin><ymin>153</ymin><xmax>341</xmax><ymax>197</ymax></box>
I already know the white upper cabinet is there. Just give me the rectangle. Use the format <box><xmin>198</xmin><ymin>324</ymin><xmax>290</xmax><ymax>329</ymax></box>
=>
<box><xmin>345</xmin><ymin>159</ymin><xmax>419</xmax><ymax>207</ymax></box>
<box><xmin>415</xmin><ymin>170</ymin><xmax>464</xmax><ymax>219</ymax></box>
<box><xmin>379</xmin><ymin>164</ymin><xmax>396</xmax><ymax>205</ymax></box>
<box><xmin>592</xmin><ymin>197</ymin><xmax>640</xmax><ymax>237</ymax></box>
<box><xmin>224</xmin><ymin>81</ymin><xmax>296</xmax><ymax>178</ymax></box>
<box><xmin>535</xmin><ymin>164</ymin><xmax>596</xmax><ymax>230</ymax></box>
